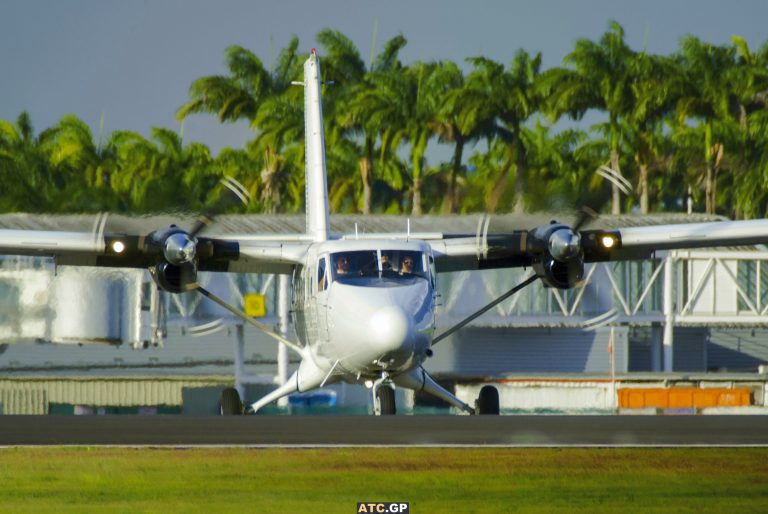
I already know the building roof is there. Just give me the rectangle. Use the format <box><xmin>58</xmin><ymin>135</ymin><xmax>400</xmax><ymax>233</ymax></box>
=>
<box><xmin>0</xmin><ymin>212</ymin><xmax>727</xmax><ymax>236</ymax></box>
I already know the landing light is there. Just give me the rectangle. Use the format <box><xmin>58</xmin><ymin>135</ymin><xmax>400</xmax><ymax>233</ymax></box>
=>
<box><xmin>600</xmin><ymin>235</ymin><xmax>616</xmax><ymax>249</ymax></box>
<box><xmin>364</xmin><ymin>380</ymin><xmax>374</xmax><ymax>389</ymax></box>
<box><xmin>111</xmin><ymin>240</ymin><xmax>125</xmax><ymax>254</ymax></box>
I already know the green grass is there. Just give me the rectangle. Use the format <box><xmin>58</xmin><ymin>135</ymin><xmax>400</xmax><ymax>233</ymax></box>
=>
<box><xmin>0</xmin><ymin>448</ymin><xmax>766</xmax><ymax>513</ymax></box>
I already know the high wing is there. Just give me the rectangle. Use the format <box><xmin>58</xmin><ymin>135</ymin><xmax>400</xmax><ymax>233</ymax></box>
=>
<box><xmin>429</xmin><ymin>218</ymin><xmax>768</xmax><ymax>288</ymax></box>
<box><xmin>0</xmin><ymin>227</ymin><xmax>308</xmax><ymax>274</ymax></box>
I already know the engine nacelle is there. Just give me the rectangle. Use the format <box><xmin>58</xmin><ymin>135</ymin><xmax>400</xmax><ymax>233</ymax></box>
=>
<box><xmin>533</xmin><ymin>256</ymin><xmax>584</xmax><ymax>289</ymax></box>
<box><xmin>150</xmin><ymin>261</ymin><xmax>198</xmax><ymax>294</ymax></box>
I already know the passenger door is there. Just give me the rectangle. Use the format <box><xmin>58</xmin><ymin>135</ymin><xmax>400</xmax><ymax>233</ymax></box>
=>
<box><xmin>314</xmin><ymin>255</ymin><xmax>330</xmax><ymax>341</ymax></box>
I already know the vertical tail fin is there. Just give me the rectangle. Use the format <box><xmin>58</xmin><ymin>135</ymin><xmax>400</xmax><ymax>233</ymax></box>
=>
<box><xmin>303</xmin><ymin>49</ymin><xmax>331</xmax><ymax>242</ymax></box>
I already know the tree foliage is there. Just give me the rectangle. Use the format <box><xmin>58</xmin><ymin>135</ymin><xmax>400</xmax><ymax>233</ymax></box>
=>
<box><xmin>3</xmin><ymin>23</ymin><xmax>768</xmax><ymax>219</ymax></box>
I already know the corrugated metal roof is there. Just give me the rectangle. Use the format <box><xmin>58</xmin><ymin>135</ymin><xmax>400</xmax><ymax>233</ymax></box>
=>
<box><xmin>0</xmin><ymin>212</ymin><xmax>727</xmax><ymax>235</ymax></box>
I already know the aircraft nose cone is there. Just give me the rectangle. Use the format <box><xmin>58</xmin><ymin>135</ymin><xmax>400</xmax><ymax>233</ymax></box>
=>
<box><xmin>368</xmin><ymin>306</ymin><xmax>411</xmax><ymax>353</ymax></box>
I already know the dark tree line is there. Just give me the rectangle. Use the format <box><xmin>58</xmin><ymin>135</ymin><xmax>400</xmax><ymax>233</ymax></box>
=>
<box><xmin>2</xmin><ymin>22</ymin><xmax>768</xmax><ymax>218</ymax></box>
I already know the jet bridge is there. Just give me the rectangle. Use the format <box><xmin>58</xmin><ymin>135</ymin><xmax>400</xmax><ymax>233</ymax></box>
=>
<box><xmin>0</xmin><ymin>257</ymin><xmax>152</xmax><ymax>346</ymax></box>
<box><xmin>436</xmin><ymin>248</ymin><xmax>768</xmax><ymax>372</ymax></box>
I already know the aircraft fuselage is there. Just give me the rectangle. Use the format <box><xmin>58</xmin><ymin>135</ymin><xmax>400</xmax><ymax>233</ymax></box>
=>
<box><xmin>291</xmin><ymin>239</ymin><xmax>436</xmax><ymax>383</ymax></box>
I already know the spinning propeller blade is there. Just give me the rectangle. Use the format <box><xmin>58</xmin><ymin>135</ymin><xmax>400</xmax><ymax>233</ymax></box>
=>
<box><xmin>189</xmin><ymin>176</ymin><xmax>252</xmax><ymax>237</ymax></box>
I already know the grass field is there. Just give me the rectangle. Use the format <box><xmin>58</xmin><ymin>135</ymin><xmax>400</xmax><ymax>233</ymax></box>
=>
<box><xmin>0</xmin><ymin>448</ymin><xmax>766</xmax><ymax>513</ymax></box>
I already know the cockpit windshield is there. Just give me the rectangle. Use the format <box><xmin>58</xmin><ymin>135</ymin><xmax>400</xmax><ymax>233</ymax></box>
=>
<box><xmin>330</xmin><ymin>250</ymin><xmax>428</xmax><ymax>282</ymax></box>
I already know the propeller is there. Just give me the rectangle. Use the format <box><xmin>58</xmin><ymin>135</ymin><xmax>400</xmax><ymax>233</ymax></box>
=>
<box><xmin>129</xmin><ymin>177</ymin><xmax>300</xmax><ymax>354</ymax></box>
<box><xmin>554</xmin><ymin>164</ymin><xmax>633</xmax><ymax>287</ymax></box>
<box><xmin>437</xmin><ymin>166</ymin><xmax>634</xmax><ymax>343</ymax></box>
<box><xmin>572</xmin><ymin>206</ymin><xmax>599</xmax><ymax>232</ymax></box>
<box><xmin>188</xmin><ymin>175</ymin><xmax>252</xmax><ymax>237</ymax></box>
<box><xmin>508</xmin><ymin>164</ymin><xmax>632</xmax><ymax>289</ymax></box>
<box><xmin>142</xmin><ymin>176</ymin><xmax>252</xmax><ymax>294</ymax></box>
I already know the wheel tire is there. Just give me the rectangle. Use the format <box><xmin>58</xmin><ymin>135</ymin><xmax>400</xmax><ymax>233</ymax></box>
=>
<box><xmin>220</xmin><ymin>387</ymin><xmax>243</xmax><ymax>416</ymax></box>
<box><xmin>476</xmin><ymin>385</ymin><xmax>500</xmax><ymax>415</ymax></box>
<box><xmin>377</xmin><ymin>386</ymin><xmax>396</xmax><ymax>415</ymax></box>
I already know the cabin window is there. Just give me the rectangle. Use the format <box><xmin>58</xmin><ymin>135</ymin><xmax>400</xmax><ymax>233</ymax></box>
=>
<box><xmin>317</xmin><ymin>257</ymin><xmax>328</xmax><ymax>291</ymax></box>
<box><xmin>291</xmin><ymin>266</ymin><xmax>303</xmax><ymax>307</ymax></box>
<box><xmin>429</xmin><ymin>254</ymin><xmax>436</xmax><ymax>288</ymax></box>
<box><xmin>304</xmin><ymin>264</ymin><xmax>312</xmax><ymax>298</ymax></box>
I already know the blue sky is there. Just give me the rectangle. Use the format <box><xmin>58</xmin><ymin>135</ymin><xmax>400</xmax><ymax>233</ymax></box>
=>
<box><xmin>2</xmin><ymin>0</ymin><xmax>767</xmax><ymax>155</ymax></box>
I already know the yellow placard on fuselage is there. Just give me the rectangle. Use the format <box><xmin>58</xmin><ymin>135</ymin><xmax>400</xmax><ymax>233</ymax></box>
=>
<box><xmin>243</xmin><ymin>293</ymin><xmax>266</xmax><ymax>318</ymax></box>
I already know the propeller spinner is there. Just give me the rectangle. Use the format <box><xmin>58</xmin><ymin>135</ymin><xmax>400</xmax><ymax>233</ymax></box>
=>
<box><xmin>163</xmin><ymin>231</ymin><xmax>197</xmax><ymax>265</ymax></box>
<box><xmin>548</xmin><ymin>227</ymin><xmax>581</xmax><ymax>262</ymax></box>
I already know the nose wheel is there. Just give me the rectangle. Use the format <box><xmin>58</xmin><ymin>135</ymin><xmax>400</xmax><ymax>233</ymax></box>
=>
<box><xmin>475</xmin><ymin>385</ymin><xmax>500</xmax><ymax>415</ymax></box>
<box><xmin>372</xmin><ymin>373</ymin><xmax>396</xmax><ymax>415</ymax></box>
<box><xmin>376</xmin><ymin>386</ymin><xmax>396</xmax><ymax>415</ymax></box>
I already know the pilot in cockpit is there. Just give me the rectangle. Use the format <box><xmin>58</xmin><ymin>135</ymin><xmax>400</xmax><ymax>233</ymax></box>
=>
<box><xmin>400</xmin><ymin>256</ymin><xmax>414</xmax><ymax>275</ymax></box>
<box><xmin>335</xmin><ymin>255</ymin><xmax>351</xmax><ymax>275</ymax></box>
<box><xmin>381</xmin><ymin>253</ymin><xmax>393</xmax><ymax>271</ymax></box>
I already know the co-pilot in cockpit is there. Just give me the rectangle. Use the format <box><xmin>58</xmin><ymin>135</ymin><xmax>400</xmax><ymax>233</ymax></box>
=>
<box><xmin>330</xmin><ymin>250</ymin><xmax>428</xmax><ymax>283</ymax></box>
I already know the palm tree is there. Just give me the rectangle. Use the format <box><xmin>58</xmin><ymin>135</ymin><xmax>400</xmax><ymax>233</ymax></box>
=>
<box><xmin>109</xmin><ymin>128</ymin><xmax>215</xmax><ymax>213</ymax></box>
<box><xmin>733</xmin><ymin>106</ymin><xmax>768</xmax><ymax>217</ymax></box>
<box><xmin>729</xmin><ymin>36</ymin><xmax>768</xmax><ymax>132</ymax></box>
<box><xmin>0</xmin><ymin>112</ymin><xmax>56</xmax><ymax>211</ymax></box>
<box><xmin>209</xmin><ymin>147</ymin><xmax>261</xmax><ymax>212</ymax></box>
<box><xmin>250</xmin><ymin>84</ymin><xmax>304</xmax><ymax>213</ymax></box>
<box><xmin>675</xmin><ymin>36</ymin><xmax>737</xmax><ymax>214</ymax></box>
<box><xmin>541</xmin><ymin>21</ymin><xmax>634</xmax><ymax>214</ymax></box>
<box><xmin>341</xmin><ymin>33</ymin><xmax>408</xmax><ymax>213</ymax></box>
<box><xmin>317</xmin><ymin>29</ymin><xmax>371</xmax><ymax>214</ymax></box>
<box><xmin>177</xmin><ymin>42</ymin><xmax>282</xmax><ymax>123</ymax></box>
<box><xmin>726</xmin><ymin>36</ymin><xmax>768</xmax><ymax>218</ymax></box>
<box><xmin>626</xmin><ymin>53</ymin><xmax>682</xmax><ymax>213</ymax></box>
<box><xmin>522</xmin><ymin>124</ymin><xmax>602</xmax><ymax>212</ymax></box>
<box><xmin>39</xmin><ymin>114</ymin><xmax>125</xmax><ymax>211</ymax></box>
<box><xmin>372</xmin><ymin>60</ymin><xmax>465</xmax><ymax>215</ymax></box>
<box><xmin>434</xmin><ymin>61</ymin><xmax>497</xmax><ymax>213</ymax></box>
<box><xmin>178</xmin><ymin>38</ymin><xmax>304</xmax><ymax>213</ymax></box>
<box><xmin>462</xmin><ymin>50</ymin><xmax>542</xmax><ymax>213</ymax></box>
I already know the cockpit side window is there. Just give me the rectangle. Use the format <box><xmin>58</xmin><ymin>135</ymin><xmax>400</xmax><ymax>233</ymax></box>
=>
<box><xmin>317</xmin><ymin>257</ymin><xmax>328</xmax><ymax>291</ymax></box>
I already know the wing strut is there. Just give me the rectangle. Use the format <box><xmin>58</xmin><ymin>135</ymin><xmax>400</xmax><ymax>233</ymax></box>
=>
<box><xmin>432</xmin><ymin>273</ymin><xmax>539</xmax><ymax>345</ymax></box>
<box><xmin>195</xmin><ymin>285</ymin><xmax>303</xmax><ymax>355</ymax></box>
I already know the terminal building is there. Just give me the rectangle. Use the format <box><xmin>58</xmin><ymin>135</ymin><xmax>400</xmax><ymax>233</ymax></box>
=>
<box><xmin>1</xmin><ymin>213</ymin><xmax>767</xmax><ymax>414</ymax></box>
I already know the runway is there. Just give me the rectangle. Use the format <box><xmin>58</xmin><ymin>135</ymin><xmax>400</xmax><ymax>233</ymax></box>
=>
<box><xmin>1</xmin><ymin>415</ymin><xmax>768</xmax><ymax>446</ymax></box>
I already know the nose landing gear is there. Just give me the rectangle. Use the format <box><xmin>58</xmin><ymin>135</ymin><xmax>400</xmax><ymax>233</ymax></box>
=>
<box><xmin>372</xmin><ymin>372</ymin><xmax>397</xmax><ymax>415</ymax></box>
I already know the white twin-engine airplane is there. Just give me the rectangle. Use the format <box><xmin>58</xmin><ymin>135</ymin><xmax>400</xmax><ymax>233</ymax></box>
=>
<box><xmin>3</xmin><ymin>49</ymin><xmax>768</xmax><ymax>415</ymax></box>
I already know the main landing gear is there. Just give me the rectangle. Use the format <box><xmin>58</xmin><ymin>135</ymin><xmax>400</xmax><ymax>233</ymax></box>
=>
<box><xmin>371</xmin><ymin>369</ymin><xmax>502</xmax><ymax>416</ymax></box>
<box><xmin>475</xmin><ymin>385</ymin><xmax>500</xmax><ymax>415</ymax></box>
<box><xmin>221</xmin><ymin>376</ymin><xmax>501</xmax><ymax>416</ymax></box>
<box><xmin>219</xmin><ymin>387</ymin><xmax>244</xmax><ymax>415</ymax></box>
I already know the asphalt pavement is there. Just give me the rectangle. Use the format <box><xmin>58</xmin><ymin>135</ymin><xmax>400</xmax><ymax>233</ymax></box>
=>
<box><xmin>1</xmin><ymin>415</ymin><xmax>768</xmax><ymax>446</ymax></box>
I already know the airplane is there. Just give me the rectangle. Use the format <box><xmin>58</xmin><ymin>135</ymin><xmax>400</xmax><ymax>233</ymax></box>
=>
<box><xmin>3</xmin><ymin>48</ymin><xmax>768</xmax><ymax>415</ymax></box>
